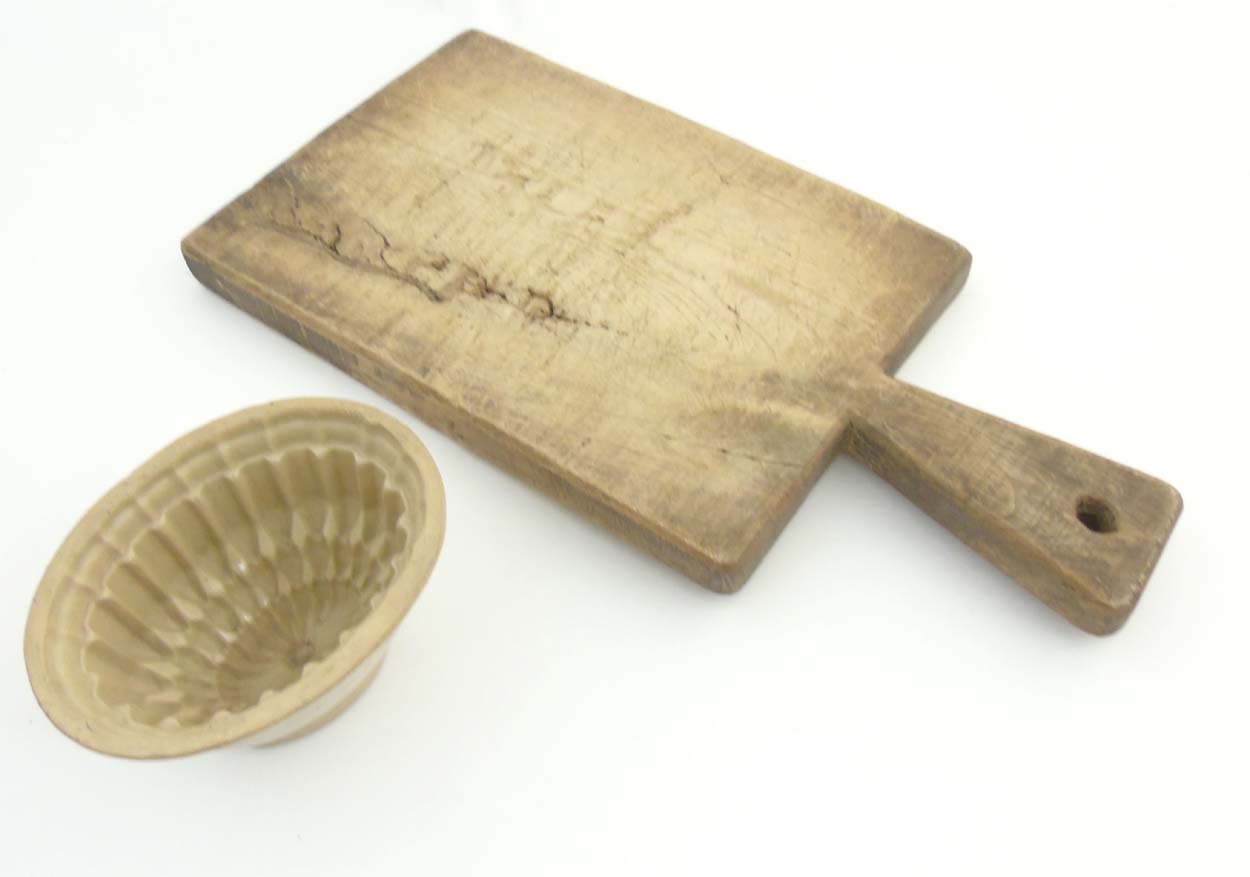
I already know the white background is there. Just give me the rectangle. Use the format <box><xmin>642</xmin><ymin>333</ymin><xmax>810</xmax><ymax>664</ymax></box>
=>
<box><xmin>3</xmin><ymin>1</ymin><xmax>1247</xmax><ymax>874</ymax></box>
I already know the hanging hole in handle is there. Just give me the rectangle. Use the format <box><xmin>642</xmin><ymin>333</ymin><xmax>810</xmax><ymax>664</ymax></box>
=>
<box><xmin>1076</xmin><ymin>496</ymin><xmax>1118</xmax><ymax>534</ymax></box>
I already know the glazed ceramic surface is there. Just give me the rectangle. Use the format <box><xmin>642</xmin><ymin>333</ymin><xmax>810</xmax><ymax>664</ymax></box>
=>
<box><xmin>24</xmin><ymin>398</ymin><xmax>444</xmax><ymax>758</ymax></box>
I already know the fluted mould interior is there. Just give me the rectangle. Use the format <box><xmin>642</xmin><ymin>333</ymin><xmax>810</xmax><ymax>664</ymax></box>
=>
<box><xmin>24</xmin><ymin>398</ymin><xmax>445</xmax><ymax>757</ymax></box>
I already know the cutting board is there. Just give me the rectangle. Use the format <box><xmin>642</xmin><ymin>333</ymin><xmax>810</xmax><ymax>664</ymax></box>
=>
<box><xmin>183</xmin><ymin>30</ymin><xmax>1181</xmax><ymax>634</ymax></box>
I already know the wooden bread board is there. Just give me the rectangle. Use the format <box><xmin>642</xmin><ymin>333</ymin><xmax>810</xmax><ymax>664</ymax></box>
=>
<box><xmin>183</xmin><ymin>31</ymin><xmax>1181</xmax><ymax>633</ymax></box>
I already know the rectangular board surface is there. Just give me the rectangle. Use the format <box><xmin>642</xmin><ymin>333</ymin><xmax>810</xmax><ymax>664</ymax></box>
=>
<box><xmin>183</xmin><ymin>30</ymin><xmax>971</xmax><ymax>590</ymax></box>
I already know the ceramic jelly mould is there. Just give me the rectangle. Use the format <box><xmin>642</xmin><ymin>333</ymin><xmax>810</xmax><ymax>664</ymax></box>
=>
<box><xmin>24</xmin><ymin>398</ymin><xmax>445</xmax><ymax>758</ymax></box>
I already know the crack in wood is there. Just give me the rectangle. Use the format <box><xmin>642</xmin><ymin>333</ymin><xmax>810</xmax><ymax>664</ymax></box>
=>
<box><xmin>255</xmin><ymin>212</ymin><xmax>626</xmax><ymax>336</ymax></box>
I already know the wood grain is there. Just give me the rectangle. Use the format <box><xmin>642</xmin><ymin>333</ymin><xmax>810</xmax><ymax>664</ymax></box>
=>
<box><xmin>183</xmin><ymin>30</ymin><xmax>1180</xmax><ymax>633</ymax></box>
<box><xmin>848</xmin><ymin>375</ymin><xmax>1180</xmax><ymax>633</ymax></box>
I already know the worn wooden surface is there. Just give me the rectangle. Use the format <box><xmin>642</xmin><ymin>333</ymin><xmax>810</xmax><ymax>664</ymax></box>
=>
<box><xmin>183</xmin><ymin>30</ymin><xmax>1180</xmax><ymax>633</ymax></box>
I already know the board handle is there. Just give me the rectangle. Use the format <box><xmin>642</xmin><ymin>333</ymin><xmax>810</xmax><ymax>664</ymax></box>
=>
<box><xmin>847</xmin><ymin>372</ymin><xmax>1181</xmax><ymax>634</ymax></box>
